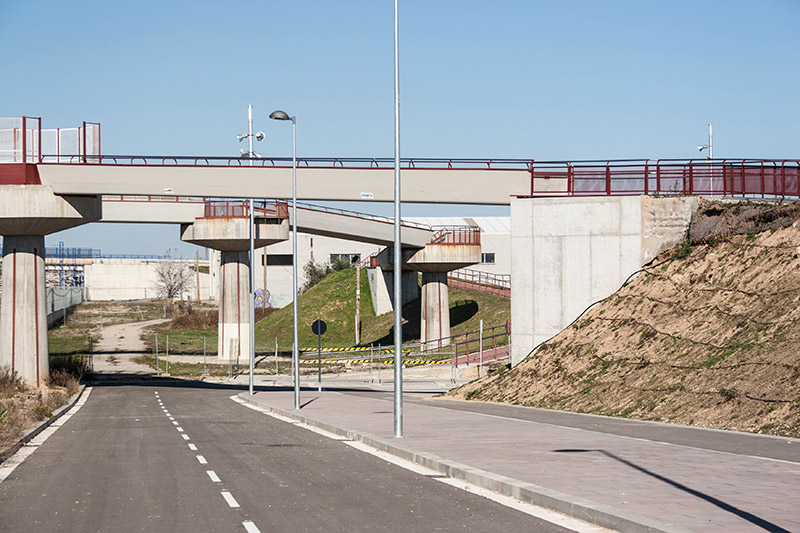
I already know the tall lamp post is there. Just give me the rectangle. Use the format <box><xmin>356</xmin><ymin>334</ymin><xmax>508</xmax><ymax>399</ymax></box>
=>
<box><xmin>269</xmin><ymin>110</ymin><xmax>300</xmax><ymax>410</ymax></box>
<box><xmin>392</xmin><ymin>0</ymin><xmax>403</xmax><ymax>438</ymax></box>
<box><xmin>237</xmin><ymin>104</ymin><xmax>265</xmax><ymax>396</ymax></box>
<box><xmin>697</xmin><ymin>123</ymin><xmax>713</xmax><ymax>161</ymax></box>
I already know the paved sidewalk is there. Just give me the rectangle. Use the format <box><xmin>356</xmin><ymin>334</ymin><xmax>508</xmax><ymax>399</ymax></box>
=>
<box><xmin>240</xmin><ymin>388</ymin><xmax>799</xmax><ymax>533</ymax></box>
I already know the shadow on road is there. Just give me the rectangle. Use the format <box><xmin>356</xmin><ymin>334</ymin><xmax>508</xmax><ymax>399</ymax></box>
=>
<box><xmin>554</xmin><ymin>448</ymin><xmax>790</xmax><ymax>533</ymax></box>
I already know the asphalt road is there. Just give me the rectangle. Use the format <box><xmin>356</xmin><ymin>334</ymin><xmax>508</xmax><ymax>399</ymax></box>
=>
<box><xmin>0</xmin><ymin>381</ymin><xmax>571</xmax><ymax>532</ymax></box>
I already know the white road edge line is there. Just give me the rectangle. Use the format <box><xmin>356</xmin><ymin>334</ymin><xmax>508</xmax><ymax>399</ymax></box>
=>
<box><xmin>207</xmin><ymin>470</ymin><xmax>221</xmax><ymax>483</ymax></box>
<box><xmin>242</xmin><ymin>520</ymin><xmax>261</xmax><ymax>533</ymax></box>
<box><xmin>0</xmin><ymin>387</ymin><xmax>94</xmax><ymax>484</ymax></box>
<box><xmin>230</xmin><ymin>394</ymin><xmax>609</xmax><ymax>533</ymax></box>
<box><xmin>221</xmin><ymin>491</ymin><xmax>240</xmax><ymax>508</ymax></box>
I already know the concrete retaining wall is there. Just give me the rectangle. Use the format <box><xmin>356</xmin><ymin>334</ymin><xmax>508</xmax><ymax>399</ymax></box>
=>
<box><xmin>510</xmin><ymin>195</ymin><xmax>698</xmax><ymax>366</ymax></box>
<box><xmin>84</xmin><ymin>259</ymin><xmax>212</xmax><ymax>301</ymax></box>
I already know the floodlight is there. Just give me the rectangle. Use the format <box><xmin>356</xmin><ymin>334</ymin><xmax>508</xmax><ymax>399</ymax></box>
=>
<box><xmin>255</xmin><ymin>131</ymin><xmax>265</xmax><ymax>141</ymax></box>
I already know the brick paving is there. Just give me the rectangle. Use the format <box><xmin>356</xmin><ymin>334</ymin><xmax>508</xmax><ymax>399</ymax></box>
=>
<box><xmin>245</xmin><ymin>389</ymin><xmax>799</xmax><ymax>532</ymax></box>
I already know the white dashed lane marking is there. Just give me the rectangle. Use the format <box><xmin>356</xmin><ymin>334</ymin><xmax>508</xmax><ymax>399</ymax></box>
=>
<box><xmin>159</xmin><ymin>392</ymin><xmax>263</xmax><ymax>533</ymax></box>
<box><xmin>243</xmin><ymin>521</ymin><xmax>261</xmax><ymax>532</ymax></box>
<box><xmin>221</xmin><ymin>491</ymin><xmax>240</xmax><ymax>508</ymax></box>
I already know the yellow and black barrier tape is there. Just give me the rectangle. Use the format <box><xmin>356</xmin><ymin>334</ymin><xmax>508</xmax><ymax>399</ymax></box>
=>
<box><xmin>300</xmin><ymin>347</ymin><xmax>411</xmax><ymax>355</ymax></box>
<box><xmin>300</xmin><ymin>358</ymin><xmax>449</xmax><ymax>366</ymax></box>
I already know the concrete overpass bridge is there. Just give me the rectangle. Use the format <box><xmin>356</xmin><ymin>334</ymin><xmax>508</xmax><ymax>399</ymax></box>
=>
<box><xmin>1</xmin><ymin>116</ymin><xmax>799</xmax><ymax>384</ymax></box>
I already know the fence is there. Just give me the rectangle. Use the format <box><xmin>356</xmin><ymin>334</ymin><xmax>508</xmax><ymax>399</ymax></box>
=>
<box><xmin>448</xmin><ymin>268</ymin><xmax>510</xmax><ymax>298</ymax></box>
<box><xmin>203</xmin><ymin>200</ymin><xmax>289</xmax><ymax>219</ymax></box>
<box><xmin>430</xmin><ymin>226</ymin><xmax>481</xmax><ymax>245</ymax></box>
<box><xmin>0</xmin><ymin>116</ymin><xmax>100</xmax><ymax>163</ymax></box>
<box><xmin>529</xmin><ymin>159</ymin><xmax>800</xmax><ymax>199</ymax></box>
<box><xmin>45</xmin><ymin>287</ymin><xmax>87</xmax><ymax>328</ymax></box>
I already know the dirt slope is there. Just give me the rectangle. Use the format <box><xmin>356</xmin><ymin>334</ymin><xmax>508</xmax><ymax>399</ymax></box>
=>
<box><xmin>450</xmin><ymin>200</ymin><xmax>800</xmax><ymax>437</ymax></box>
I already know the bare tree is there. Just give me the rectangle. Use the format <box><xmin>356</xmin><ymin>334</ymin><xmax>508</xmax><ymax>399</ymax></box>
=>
<box><xmin>155</xmin><ymin>253</ymin><xmax>194</xmax><ymax>299</ymax></box>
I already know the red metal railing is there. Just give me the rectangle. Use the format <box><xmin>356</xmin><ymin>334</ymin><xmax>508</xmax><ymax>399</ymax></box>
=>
<box><xmin>450</xmin><ymin>322</ymin><xmax>511</xmax><ymax>365</ymax></box>
<box><xmin>448</xmin><ymin>268</ymin><xmax>510</xmax><ymax>298</ymax></box>
<box><xmin>203</xmin><ymin>200</ymin><xmax>289</xmax><ymax>219</ymax></box>
<box><xmin>12</xmin><ymin>116</ymin><xmax>798</xmax><ymax>201</ymax></box>
<box><xmin>429</xmin><ymin>226</ymin><xmax>481</xmax><ymax>245</ymax></box>
<box><xmin>529</xmin><ymin>159</ymin><xmax>800</xmax><ymax>200</ymax></box>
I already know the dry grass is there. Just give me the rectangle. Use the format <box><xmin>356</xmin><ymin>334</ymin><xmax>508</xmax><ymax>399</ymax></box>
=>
<box><xmin>0</xmin><ymin>358</ymin><xmax>87</xmax><ymax>453</ymax></box>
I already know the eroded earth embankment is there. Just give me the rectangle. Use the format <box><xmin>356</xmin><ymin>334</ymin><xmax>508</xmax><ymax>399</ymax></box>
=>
<box><xmin>450</xmin><ymin>200</ymin><xmax>800</xmax><ymax>437</ymax></box>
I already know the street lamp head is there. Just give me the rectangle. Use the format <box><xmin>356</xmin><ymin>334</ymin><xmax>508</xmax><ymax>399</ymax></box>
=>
<box><xmin>270</xmin><ymin>110</ymin><xmax>292</xmax><ymax>121</ymax></box>
<box><xmin>697</xmin><ymin>145</ymin><xmax>707</xmax><ymax>152</ymax></box>
<box><xmin>255</xmin><ymin>131</ymin><xmax>265</xmax><ymax>141</ymax></box>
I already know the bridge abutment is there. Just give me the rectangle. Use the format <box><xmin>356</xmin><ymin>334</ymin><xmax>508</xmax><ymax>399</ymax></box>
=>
<box><xmin>510</xmin><ymin>195</ymin><xmax>699</xmax><ymax>367</ymax></box>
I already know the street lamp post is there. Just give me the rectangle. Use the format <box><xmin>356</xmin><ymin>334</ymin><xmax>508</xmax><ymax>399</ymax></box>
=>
<box><xmin>697</xmin><ymin>123</ymin><xmax>713</xmax><ymax>161</ymax></box>
<box><xmin>269</xmin><ymin>110</ymin><xmax>300</xmax><ymax>410</ymax></box>
<box><xmin>237</xmin><ymin>104</ymin><xmax>265</xmax><ymax>396</ymax></box>
<box><xmin>393</xmin><ymin>0</ymin><xmax>403</xmax><ymax>438</ymax></box>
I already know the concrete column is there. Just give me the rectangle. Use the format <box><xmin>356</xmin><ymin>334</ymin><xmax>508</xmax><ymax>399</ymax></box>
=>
<box><xmin>0</xmin><ymin>236</ymin><xmax>48</xmax><ymax>386</ymax></box>
<box><xmin>420</xmin><ymin>272</ymin><xmax>450</xmax><ymax>347</ymax></box>
<box><xmin>382</xmin><ymin>269</ymin><xmax>420</xmax><ymax>309</ymax></box>
<box><xmin>217</xmin><ymin>251</ymin><xmax>251</xmax><ymax>363</ymax></box>
<box><xmin>181</xmin><ymin>215</ymin><xmax>289</xmax><ymax>363</ymax></box>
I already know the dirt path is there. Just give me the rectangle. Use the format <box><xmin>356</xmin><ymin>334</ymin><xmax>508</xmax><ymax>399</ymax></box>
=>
<box><xmin>92</xmin><ymin>319</ymin><xmax>168</xmax><ymax>376</ymax></box>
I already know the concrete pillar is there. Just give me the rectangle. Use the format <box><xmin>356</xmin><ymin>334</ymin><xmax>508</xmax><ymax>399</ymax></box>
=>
<box><xmin>0</xmin><ymin>186</ymin><xmax>101</xmax><ymax>386</ymax></box>
<box><xmin>181</xmin><ymin>214</ymin><xmax>289</xmax><ymax>363</ymax></box>
<box><xmin>218</xmin><ymin>251</ymin><xmax>251</xmax><ymax>363</ymax></box>
<box><xmin>420</xmin><ymin>272</ymin><xmax>450</xmax><ymax>347</ymax></box>
<box><xmin>0</xmin><ymin>236</ymin><xmax>48</xmax><ymax>386</ymax></box>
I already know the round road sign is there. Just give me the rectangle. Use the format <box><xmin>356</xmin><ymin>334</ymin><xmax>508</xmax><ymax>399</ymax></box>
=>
<box><xmin>311</xmin><ymin>319</ymin><xmax>327</xmax><ymax>336</ymax></box>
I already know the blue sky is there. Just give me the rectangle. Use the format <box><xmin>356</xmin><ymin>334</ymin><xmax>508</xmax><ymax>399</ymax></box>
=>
<box><xmin>2</xmin><ymin>0</ymin><xmax>798</xmax><ymax>255</ymax></box>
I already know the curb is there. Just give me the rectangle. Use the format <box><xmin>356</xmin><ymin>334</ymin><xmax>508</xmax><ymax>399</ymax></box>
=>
<box><xmin>238</xmin><ymin>392</ymin><xmax>693</xmax><ymax>533</ymax></box>
<box><xmin>0</xmin><ymin>384</ymin><xmax>87</xmax><ymax>465</ymax></box>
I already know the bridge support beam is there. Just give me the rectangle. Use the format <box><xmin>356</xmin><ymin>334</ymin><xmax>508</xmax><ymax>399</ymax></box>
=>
<box><xmin>405</xmin><ymin>241</ymin><xmax>481</xmax><ymax>348</ymax></box>
<box><xmin>217</xmin><ymin>251</ymin><xmax>251</xmax><ymax>365</ymax></box>
<box><xmin>420</xmin><ymin>272</ymin><xmax>450</xmax><ymax>347</ymax></box>
<box><xmin>0</xmin><ymin>186</ymin><xmax>101</xmax><ymax>385</ymax></box>
<box><xmin>181</xmin><ymin>214</ymin><xmax>289</xmax><ymax>362</ymax></box>
<box><xmin>0</xmin><ymin>236</ymin><xmax>48</xmax><ymax>386</ymax></box>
